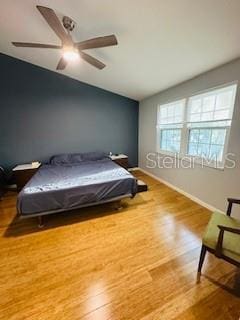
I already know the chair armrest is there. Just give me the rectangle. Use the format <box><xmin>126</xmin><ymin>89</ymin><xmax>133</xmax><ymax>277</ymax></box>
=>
<box><xmin>215</xmin><ymin>224</ymin><xmax>240</xmax><ymax>257</ymax></box>
<box><xmin>218</xmin><ymin>225</ymin><xmax>240</xmax><ymax>234</ymax></box>
<box><xmin>226</xmin><ymin>198</ymin><xmax>240</xmax><ymax>216</ymax></box>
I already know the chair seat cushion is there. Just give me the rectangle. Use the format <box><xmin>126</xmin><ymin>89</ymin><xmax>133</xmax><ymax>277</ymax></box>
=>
<box><xmin>203</xmin><ymin>212</ymin><xmax>240</xmax><ymax>263</ymax></box>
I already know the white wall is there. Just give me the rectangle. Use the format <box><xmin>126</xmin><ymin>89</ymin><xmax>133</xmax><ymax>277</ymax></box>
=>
<box><xmin>139</xmin><ymin>58</ymin><xmax>240</xmax><ymax>218</ymax></box>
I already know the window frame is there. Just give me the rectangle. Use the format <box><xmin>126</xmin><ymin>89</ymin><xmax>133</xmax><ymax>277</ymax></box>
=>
<box><xmin>156</xmin><ymin>82</ymin><xmax>237</xmax><ymax>169</ymax></box>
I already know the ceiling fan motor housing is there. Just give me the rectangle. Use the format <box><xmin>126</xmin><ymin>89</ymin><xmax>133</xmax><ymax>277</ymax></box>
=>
<box><xmin>62</xmin><ymin>16</ymin><xmax>75</xmax><ymax>31</ymax></box>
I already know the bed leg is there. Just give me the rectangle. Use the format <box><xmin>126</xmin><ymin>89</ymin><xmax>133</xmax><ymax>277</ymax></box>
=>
<box><xmin>114</xmin><ymin>200</ymin><xmax>123</xmax><ymax>211</ymax></box>
<box><xmin>38</xmin><ymin>216</ymin><xmax>44</xmax><ymax>228</ymax></box>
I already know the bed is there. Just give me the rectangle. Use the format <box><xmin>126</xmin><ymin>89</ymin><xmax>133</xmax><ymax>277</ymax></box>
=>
<box><xmin>17</xmin><ymin>152</ymin><xmax>138</xmax><ymax>225</ymax></box>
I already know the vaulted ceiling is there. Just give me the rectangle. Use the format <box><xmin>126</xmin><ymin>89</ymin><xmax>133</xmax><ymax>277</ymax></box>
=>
<box><xmin>1</xmin><ymin>0</ymin><xmax>240</xmax><ymax>100</ymax></box>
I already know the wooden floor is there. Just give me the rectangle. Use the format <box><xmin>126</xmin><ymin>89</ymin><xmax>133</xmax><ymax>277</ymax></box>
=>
<box><xmin>0</xmin><ymin>171</ymin><xmax>239</xmax><ymax>320</ymax></box>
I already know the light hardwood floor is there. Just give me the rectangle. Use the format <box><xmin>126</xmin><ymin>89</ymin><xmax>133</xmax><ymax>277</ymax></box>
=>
<box><xmin>0</xmin><ymin>171</ymin><xmax>239</xmax><ymax>320</ymax></box>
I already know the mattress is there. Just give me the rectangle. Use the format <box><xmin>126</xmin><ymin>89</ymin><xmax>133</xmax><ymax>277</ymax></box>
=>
<box><xmin>17</xmin><ymin>158</ymin><xmax>137</xmax><ymax>216</ymax></box>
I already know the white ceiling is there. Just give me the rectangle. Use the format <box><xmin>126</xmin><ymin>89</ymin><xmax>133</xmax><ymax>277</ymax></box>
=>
<box><xmin>1</xmin><ymin>0</ymin><xmax>240</xmax><ymax>101</ymax></box>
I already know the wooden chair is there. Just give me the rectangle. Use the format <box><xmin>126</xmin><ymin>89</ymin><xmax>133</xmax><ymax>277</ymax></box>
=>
<box><xmin>197</xmin><ymin>198</ymin><xmax>240</xmax><ymax>282</ymax></box>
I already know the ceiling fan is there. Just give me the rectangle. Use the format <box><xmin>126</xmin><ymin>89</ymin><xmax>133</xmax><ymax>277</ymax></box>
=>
<box><xmin>12</xmin><ymin>5</ymin><xmax>118</xmax><ymax>70</ymax></box>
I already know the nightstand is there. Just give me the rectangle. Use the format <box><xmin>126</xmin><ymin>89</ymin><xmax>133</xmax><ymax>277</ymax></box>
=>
<box><xmin>110</xmin><ymin>154</ymin><xmax>129</xmax><ymax>169</ymax></box>
<box><xmin>13</xmin><ymin>162</ymin><xmax>41</xmax><ymax>191</ymax></box>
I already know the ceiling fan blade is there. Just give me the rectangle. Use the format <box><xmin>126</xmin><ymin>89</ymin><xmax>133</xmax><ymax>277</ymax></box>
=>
<box><xmin>12</xmin><ymin>42</ymin><xmax>62</xmax><ymax>49</ymax></box>
<box><xmin>76</xmin><ymin>35</ymin><xmax>118</xmax><ymax>50</ymax></box>
<box><xmin>56</xmin><ymin>57</ymin><xmax>68</xmax><ymax>70</ymax></box>
<box><xmin>36</xmin><ymin>6</ymin><xmax>72</xmax><ymax>45</ymax></box>
<box><xmin>79</xmin><ymin>51</ymin><xmax>105</xmax><ymax>69</ymax></box>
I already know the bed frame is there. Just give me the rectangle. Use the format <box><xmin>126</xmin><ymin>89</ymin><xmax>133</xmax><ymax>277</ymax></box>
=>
<box><xmin>18</xmin><ymin>193</ymin><xmax>133</xmax><ymax>227</ymax></box>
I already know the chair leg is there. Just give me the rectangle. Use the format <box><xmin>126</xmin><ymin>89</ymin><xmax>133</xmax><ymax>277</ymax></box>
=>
<box><xmin>197</xmin><ymin>245</ymin><xmax>207</xmax><ymax>283</ymax></box>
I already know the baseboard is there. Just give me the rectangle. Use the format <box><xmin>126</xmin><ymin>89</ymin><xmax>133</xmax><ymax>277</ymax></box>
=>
<box><xmin>139</xmin><ymin>167</ymin><xmax>224</xmax><ymax>213</ymax></box>
<box><xmin>128</xmin><ymin>167</ymin><xmax>140</xmax><ymax>172</ymax></box>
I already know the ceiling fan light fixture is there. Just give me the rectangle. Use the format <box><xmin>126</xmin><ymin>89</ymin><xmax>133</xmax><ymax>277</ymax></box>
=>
<box><xmin>12</xmin><ymin>6</ymin><xmax>118</xmax><ymax>70</ymax></box>
<box><xmin>63</xmin><ymin>48</ymin><xmax>80</xmax><ymax>62</ymax></box>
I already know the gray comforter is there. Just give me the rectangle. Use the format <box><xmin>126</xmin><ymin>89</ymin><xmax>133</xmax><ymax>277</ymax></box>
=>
<box><xmin>17</xmin><ymin>159</ymin><xmax>137</xmax><ymax>215</ymax></box>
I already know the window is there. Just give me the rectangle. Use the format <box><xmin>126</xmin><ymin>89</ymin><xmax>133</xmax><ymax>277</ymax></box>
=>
<box><xmin>157</xmin><ymin>99</ymin><xmax>185</xmax><ymax>153</ymax></box>
<box><xmin>160</xmin><ymin>129</ymin><xmax>181</xmax><ymax>153</ymax></box>
<box><xmin>188</xmin><ymin>128</ymin><xmax>226</xmax><ymax>162</ymax></box>
<box><xmin>157</xmin><ymin>83</ymin><xmax>237</xmax><ymax>167</ymax></box>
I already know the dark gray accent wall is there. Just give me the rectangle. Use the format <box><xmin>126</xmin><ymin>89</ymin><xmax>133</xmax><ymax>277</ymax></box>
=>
<box><xmin>0</xmin><ymin>53</ymin><xmax>138</xmax><ymax>169</ymax></box>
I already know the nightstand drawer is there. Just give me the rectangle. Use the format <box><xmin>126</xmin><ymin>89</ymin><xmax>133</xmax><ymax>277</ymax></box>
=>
<box><xmin>14</xmin><ymin>169</ymin><xmax>38</xmax><ymax>191</ymax></box>
<box><xmin>13</xmin><ymin>163</ymin><xmax>41</xmax><ymax>191</ymax></box>
<box><xmin>112</xmin><ymin>157</ymin><xmax>128</xmax><ymax>169</ymax></box>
